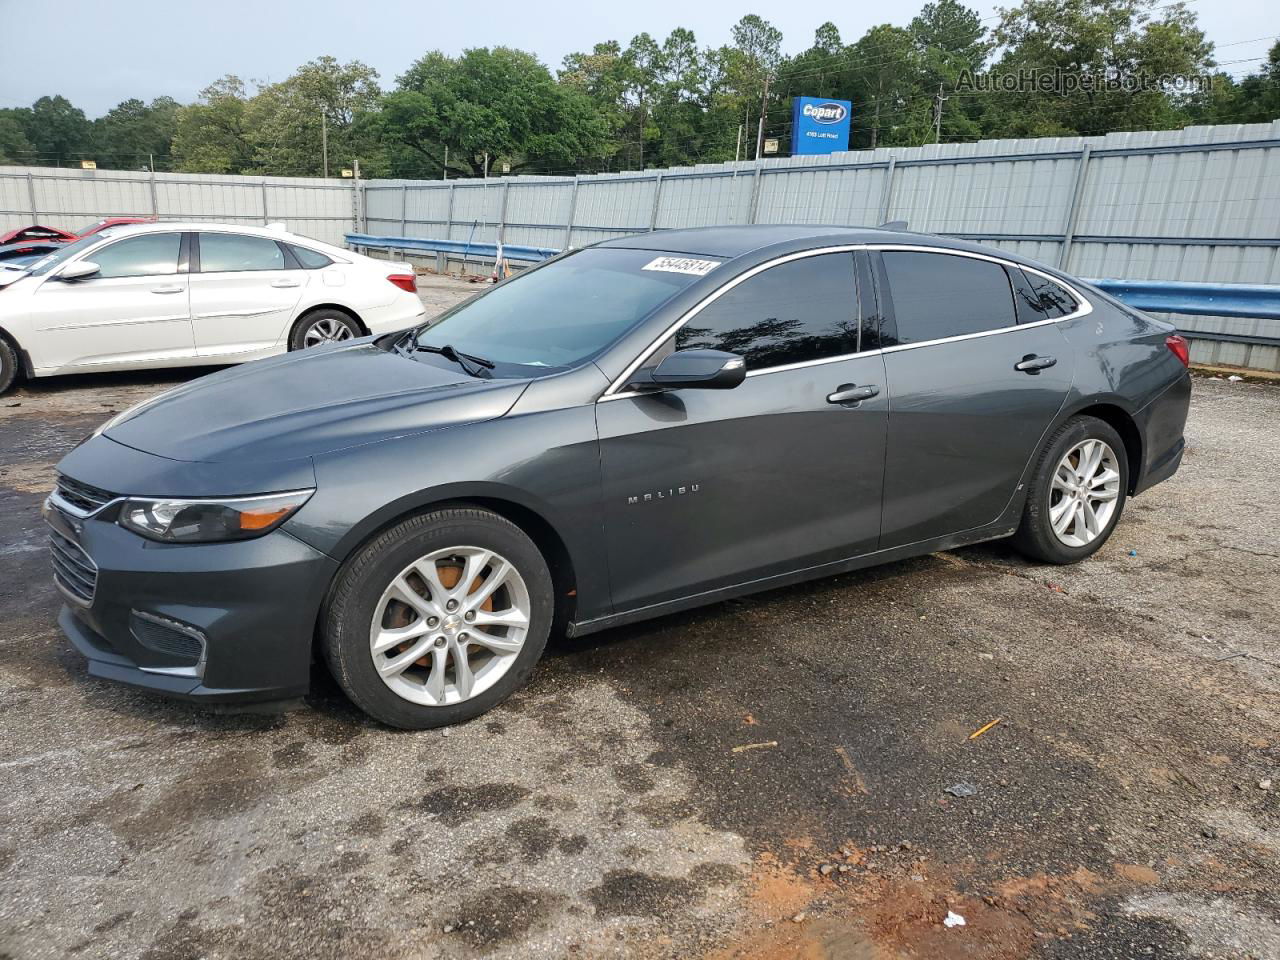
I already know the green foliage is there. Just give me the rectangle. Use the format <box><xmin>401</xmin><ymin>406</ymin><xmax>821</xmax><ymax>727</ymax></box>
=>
<box><xmin>6</xmin><ymin>6</ymin><xmax>1276</xmax><ymax>178</ymax></box>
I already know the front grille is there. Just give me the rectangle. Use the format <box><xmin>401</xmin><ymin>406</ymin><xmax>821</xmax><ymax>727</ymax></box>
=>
<box><xmin>129</xmin><ymin>612</ymin><xmax>205</xmax><ymax>663</ymax></box>
<box><xmin>49</xmin><ymin>527</ymin><xmax>98</xmax><ymax>605</ymax></box>
<box><xmin>55</xmin><ymin>474</ymin><xmax>116</xmax><ymax>515</ymax></box>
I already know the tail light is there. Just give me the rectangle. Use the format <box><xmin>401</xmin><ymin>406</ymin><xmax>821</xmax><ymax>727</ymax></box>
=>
<box><xmin>387</xmin><ymin>273</ymin><xmax>417</xmax><ymax>294</ymax></box>
<box><xmin>1165</xmin><ymin>334</ymin><xmax>1190</xmax><ymax>368</ymax></box>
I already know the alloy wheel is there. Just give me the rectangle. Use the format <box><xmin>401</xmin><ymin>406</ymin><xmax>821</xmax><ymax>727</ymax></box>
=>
<box><xmin>1049</xmin><ymin>438</ymin><xmax>1121</xmax><ymax>548</ymax></box>
<box><xmin>303</xmin><ymin>317</ymin><xmax>354</xmax><ymax>348</ymax></box>
<box><xmin>368</xmin><ymin>546</ymin><xmax>531</xmax><ymax>707</ymax></box>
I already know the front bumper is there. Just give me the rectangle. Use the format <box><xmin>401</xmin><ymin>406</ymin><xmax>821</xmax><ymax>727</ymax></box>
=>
<box><xmin>49</xmin><ymin>503</ymin><xmax>339</xmax><ymax>704</ymax></box>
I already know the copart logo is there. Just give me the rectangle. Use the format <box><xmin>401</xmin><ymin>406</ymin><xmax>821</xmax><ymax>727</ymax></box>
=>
<box><xmin>803</xmin><ymin>102</ymin><xmax>847</xmax><ymax>124</ymax></box>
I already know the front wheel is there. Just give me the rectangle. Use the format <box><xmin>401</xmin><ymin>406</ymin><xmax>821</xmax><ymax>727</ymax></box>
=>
<box><xmin>1012</xmin><ymin>415</ymin><xmax>1129</xmax><ymax>564</ymax></box>
<box><xmin>321</xmin><ymin>508</ymin><xmax>554</xmax><ymax>729</ymax></box>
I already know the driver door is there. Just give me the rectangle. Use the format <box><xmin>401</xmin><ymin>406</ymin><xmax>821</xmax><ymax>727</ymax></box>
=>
<box><xmin>596</xmin><ymin>251</ymin><xmax>888</xmax><ymax>613</ymax></box>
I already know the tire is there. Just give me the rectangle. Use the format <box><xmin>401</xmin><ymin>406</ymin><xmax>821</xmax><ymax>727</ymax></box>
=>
<box><xmin>0</xmin><ymin>337</ymin><xmax>18</xmax><ymax>395</ymax></box>
<box><xmin>289</xmin><ymin>309</ymin><xmax>361</xmax><ymax>351</ymax></box>
<box><xmin>321</xmin><ymin>507</ymin><xmax>554</xmax><ymax>729</ymax></box>
<box><xmin>1011</xmin><ymin>415</ymin><xmax>1129</xmax><ymax>565</ymax></box>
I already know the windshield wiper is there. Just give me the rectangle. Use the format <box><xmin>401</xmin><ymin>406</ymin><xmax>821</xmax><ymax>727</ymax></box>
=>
<box><xmin>413</xmin><ymin>342</ymin><xmax>496</xmax><ymax>378</ymax></box>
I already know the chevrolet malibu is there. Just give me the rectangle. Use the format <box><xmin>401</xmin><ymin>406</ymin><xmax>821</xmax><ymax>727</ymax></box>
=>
<box><xmin>0</xmin><ymin>222</ymin><xmax>425</xmax><ymax>394</ymax></box>
<box><xmin>46</xmin><ymin>226</ymin><xmax>1191</xmax><ymax>729</ymax></box>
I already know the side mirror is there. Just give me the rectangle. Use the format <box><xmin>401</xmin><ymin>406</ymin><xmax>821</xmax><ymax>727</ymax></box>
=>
<box><xmin>649</xmin><ymin>348</ymin><xmax>746</xmax><ymax>390</ymax></box>
<box><xmin>57</xmin><ymin>261</ymin><xmax>100</xmax><ymax>282</ymax></box>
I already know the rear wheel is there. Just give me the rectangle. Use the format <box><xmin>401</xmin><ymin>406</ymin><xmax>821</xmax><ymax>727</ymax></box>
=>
<box><xmin>321</xmin><ymin>508</ymin><xmax>553</xmax><ymax>729</ymax></box>
<box><xmin>290</xmin><ymin>309</ymin><xmax>361</xmax><ymax>350</ymax></box>
<box><xmin>0</xmin><ymin>337</ymin><xmax>18</xmax><ymax>395</ymax></box>
<box><xmin>1012</xmin><ymin>415</ymin><xmax>1128</xmax><ymax>564</ymax></box>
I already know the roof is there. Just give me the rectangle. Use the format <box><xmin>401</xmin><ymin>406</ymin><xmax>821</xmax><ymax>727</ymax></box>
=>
<box><xmin>598</xmin><ymin>224</ymin><xmax>933</xmax><ymax>259</ymax></box>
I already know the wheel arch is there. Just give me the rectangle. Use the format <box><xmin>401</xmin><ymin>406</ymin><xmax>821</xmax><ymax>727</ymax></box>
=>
<box><xmin>1056</xmin><ymin>398</ymin><xmax>1143</xmax><ymax>494</ymax></box>
<box><xmin>318</xmin><ymin>486</ymin><xmax>581</xmax><ymax>630</ymax></box>
<box><xmin>290</xmin><ymin>303</ymin><xmax>369</xmax><ymax>343</ymax></box>
<box><xmin>0</xmin><ymin>323</ymin><xmax>33</xmax><ymax>379</ymax></box>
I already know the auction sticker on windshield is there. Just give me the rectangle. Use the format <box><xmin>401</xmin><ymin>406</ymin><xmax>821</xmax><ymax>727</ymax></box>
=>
<box><xmin>642</xmin><ymin>256</ymin><xmax>720</xmax><ymax>276</ymax></box>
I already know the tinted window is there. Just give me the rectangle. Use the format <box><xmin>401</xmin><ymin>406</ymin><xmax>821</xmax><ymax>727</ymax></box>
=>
<box><xmin>675</xmin><ymin>253</ymin><xmax>858</xmax><ymax>369</ymax></box>
<box><xmin>199</xmin><ymin>233</ymin><xmax>285</xmax><ymax>272</ymax></box>
<box><xmin>881</xmin><ymin>252</ymin><xmax>1016</xmax><ymax>344</ymax></box>
<box><xmin>289</xmin><ymin>243</ymin><xmax>332</xmax><ymax>269</ymax></box>
<box><xmin>1026</xmin><ymin>272</ymin><xmax>1077</xmax><ymax>319</ymax></box>
<box><xmin>1008</xmin><ymin>267</ymin><xmax>1048</xmax><ymax>324</ymax></box>
<box><xmin>414</xmin><ymin>247</ymin><xmax>711</xmax><ymax>375</ymax></box>
<box><xmin>90</xmin><ymin>234</ymin><xmax>181</xmax><ymax>279</ymax></box>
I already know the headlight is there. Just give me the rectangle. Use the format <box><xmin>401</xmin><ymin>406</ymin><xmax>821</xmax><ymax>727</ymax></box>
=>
<box><xmin>118</xmin><ymin>490</ymin><xmax>314</xmax><ymax>543</ymax></box>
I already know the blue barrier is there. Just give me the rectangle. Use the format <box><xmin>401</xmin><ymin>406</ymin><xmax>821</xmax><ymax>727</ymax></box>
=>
<box><xmin>1089</xmin><ymin>278</ymin><xmax>1280</xmax><ymax>322</ymax></box>
<box><xmin>345</xmin><ymin>233</ymin><xmax>558</xmax><ymax>263</ymax></box>
<box><xmin>345</xmin><ymin>233</ymin><xmax>1280</xmax><ymax>337</ymax></box>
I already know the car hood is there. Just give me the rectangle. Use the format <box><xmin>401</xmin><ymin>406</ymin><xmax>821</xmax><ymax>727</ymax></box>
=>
<box><xmin>104</xmin><ymin>341</ymin><xmax>530</xmax><ymax>464</ymax></box>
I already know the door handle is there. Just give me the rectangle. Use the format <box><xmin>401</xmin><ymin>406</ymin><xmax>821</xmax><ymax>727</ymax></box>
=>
<box><xmin>271</xmin><ymin>279</ymin><xmax>301</xmax><ymax>288</ymax></box>
<box><xmin>150</xmin><ymin>285</ymin><xmax>184</xmax><ymax>294</ymax></box>
<box><xmin>1015</xmin><ymin>354</ymin><xmax>1057</xmax><ymax>374</ymax></box>
<box><xmin>827</xmin><ymin>384</ymin><xmax>879</xmax><ymax>405</ymax></box>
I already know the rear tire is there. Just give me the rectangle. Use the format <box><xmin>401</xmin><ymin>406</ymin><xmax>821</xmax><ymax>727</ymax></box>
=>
<box><xmin>1012</xmin><ymin>415</ymin><xmax>1129</xmax><ymax>565</ymax></box>
<box><xmin>290</xmin><ymin>309</ymin><xmax>361</xmax><ymax>351</ymax></box>
<box><xmin>0</xmin><ymin>337</ymin><xmax>18</xmax><ymax>395</ymax></box>
<box><xmin>321</xmin><ymin>507</ymin><xmax>553</xmax><ymax>729</ymax></box>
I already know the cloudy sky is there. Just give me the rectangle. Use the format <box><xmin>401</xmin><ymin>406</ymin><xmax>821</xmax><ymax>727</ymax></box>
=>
<box><xmin>0</xmin><ymin>0</ymin><xmax>1274</xmax><ymax>117</ymax></box>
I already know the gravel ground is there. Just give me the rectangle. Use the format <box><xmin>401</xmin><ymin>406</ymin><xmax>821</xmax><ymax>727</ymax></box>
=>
<box><xmin>0</xmin><ymin>279</ymin><xmax>1277</xmax><ymax>959</ymax></box>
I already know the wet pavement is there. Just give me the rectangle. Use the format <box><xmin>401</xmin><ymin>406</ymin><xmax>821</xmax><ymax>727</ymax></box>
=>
<box><xmin>0</xmin><ymin>285</ymin><xmax>1277</xmax><ymax>960</ymax></box>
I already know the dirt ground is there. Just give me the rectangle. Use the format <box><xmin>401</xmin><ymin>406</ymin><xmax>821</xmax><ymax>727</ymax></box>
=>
<box><xmin>0</xmin><ymin>278</ymin><xmax>1277</xmax><ymax>960</ymax></box>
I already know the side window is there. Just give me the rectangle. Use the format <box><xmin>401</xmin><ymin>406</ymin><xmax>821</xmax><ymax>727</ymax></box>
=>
<box><xmin>199</xmin><ymin>233</ymin><xmax>286</xmax><ymax>273</ymax></box>
<box><xmin>289</xmin><ymin>243</ymin><xmax>332</xmax><ymax>269</ymax></box>
<box><xmin>89</xmin><ymin>234</ymin><xmax>181</xmax><ymax>279</ymax></box>
<box><xmin>1008</xmin><ymin>267</ymin><xmax>1048</xmax><ymax>324</ymax></box>
<box><xmin>675</xmin><ymin>253</ymin><xmax>859</xmax><ymax>370</ymax></box>
<box><xmin>1025</xmin><ymin>272</ymin><xmax>1077</xmax><ymax>319</ymax></box>
<box><xmin>881</xmin><ymin>251</ymin><xmax>1016</xmax><ymax>344</ymax></box>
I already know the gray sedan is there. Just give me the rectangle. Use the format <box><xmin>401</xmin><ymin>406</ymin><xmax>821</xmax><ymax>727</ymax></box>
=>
<box><xmin>46</xmin><ymin>225</ymin><xmax>1191</xmax><ymax>728</ymax></box>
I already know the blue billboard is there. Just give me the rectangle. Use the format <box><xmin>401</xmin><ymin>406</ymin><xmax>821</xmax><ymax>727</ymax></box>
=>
<box><xmin>791</xmin><ymin>97</ymin><xmax>852</xmax><ymax>155</ymax></box>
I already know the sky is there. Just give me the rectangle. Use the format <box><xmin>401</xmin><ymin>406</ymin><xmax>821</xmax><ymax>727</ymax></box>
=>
<box><xmin>0</xmin><ymin>0</ymin><xmax>1275</xmax><ymax>118</ymax></box>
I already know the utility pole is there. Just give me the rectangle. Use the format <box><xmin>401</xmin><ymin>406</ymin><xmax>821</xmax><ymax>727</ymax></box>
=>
<box><xmin>932</xmin><ymin>82</ymin><xmax>948</xmax><ymax>144</ymax></box>
<box><xmin>735</xmin><ymin>124</ymin><xmax>743</xmax><ymax>163</ymax></box>
<box><xmin>443</xmin><ymin>145</ymin><xmax>448</xmax><ymax>181</ymax></box>
<box><xmin>754</xmin><ymin>74</ymin><xmax>772</xmax><ymax>161</ymax></box>
<box><xmin>483</xmin><ymin>152</ymin><xmax>489</xmax><ymax>179</ymax></box>
<box><xmin>321</xmin><ymin>113</ymin><xmax>329</xmax><ymax>178</ymax></box>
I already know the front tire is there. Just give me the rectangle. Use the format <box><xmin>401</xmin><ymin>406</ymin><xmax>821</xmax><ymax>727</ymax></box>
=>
<box><xmin>321</xmin><ymin>507</ymin><xmax>553</xmax><ymax>729</ymax></box>
<box><xmin>290</xmin><ymin>309</ymin><xmax>361</xmax><ymax>351</ymax></box>
<box><xmin>0</xmin><ymin>337</ymin><xmax>18</xmax><ymax>395</ymax></box>
<box><xmin>1012</xmin><ymin>415</ymin><xmax>1128</xmax><ymax>564</ymax></box>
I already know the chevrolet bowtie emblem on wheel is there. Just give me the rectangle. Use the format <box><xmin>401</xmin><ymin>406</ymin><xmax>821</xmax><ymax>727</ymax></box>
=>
<box><xmin>628</xmin><ymin>484</ymin><xmax>700</xmax><ymax>505</ymax></box>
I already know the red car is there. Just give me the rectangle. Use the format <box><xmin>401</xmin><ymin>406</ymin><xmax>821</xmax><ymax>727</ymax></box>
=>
<box><xmin>0</xmin><ymin>217</ymin><xmax>155</xmax><ymax>261</ymax></box>
<box><xmin>73</xmin><ymin>216</ymin><xmax>155</xmax><ymax>237</ymax></box>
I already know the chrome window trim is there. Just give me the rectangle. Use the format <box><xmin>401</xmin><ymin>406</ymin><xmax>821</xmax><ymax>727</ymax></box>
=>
<box><xmin>599</xmin><ymin>243</ymin><xmax>1092</xmax><ymax>401</ymax></box>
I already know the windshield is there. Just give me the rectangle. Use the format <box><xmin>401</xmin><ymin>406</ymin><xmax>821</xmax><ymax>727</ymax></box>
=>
<box><xmin>25</xmin><ymin>234</ymin><xmax>105</xmax><ymax>276</ymax></box>
<box><xmin>409</xmin><ymin>247</ymin><xmax>719</xmax><ymax>376</ymax></box>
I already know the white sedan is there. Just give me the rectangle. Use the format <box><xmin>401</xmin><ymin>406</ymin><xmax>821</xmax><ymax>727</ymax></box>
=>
<box><xmin>0</xmin><ymin>222</ymin><xmax>427</xmax><ymax>393</ymax></box>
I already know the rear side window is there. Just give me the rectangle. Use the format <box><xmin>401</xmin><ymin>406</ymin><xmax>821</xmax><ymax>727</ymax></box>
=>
<box><xmin>289</xmin><ymin>244</ymin><xmax>332</xmax><ymax>269</ymax></box>
<box><xmin>1025</xmin><ymin>271</ymin><xmax>1077</xmax><ymax>319</ymax></box>
<box><xmin>199</xmin><ymin>233</ymin><xmax>285</xmax><ymax>273</ymax></box>
<box><xmin>881</xmin><ymin>251</ymin><xmax>1016</xmax><ymax>344</ymax></box>
<box><xmin>676</xmin><ymin>253</ymin><xmax>859</xmax><ymax>369</ymax></box>
<box><xmin>90</xmin><ymin>234</ymin><xmax>181</xmax><ymax>279</ymax></box>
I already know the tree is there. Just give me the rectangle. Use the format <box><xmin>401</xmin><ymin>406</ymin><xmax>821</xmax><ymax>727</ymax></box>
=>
<box><xmin>171</xmin><ymin>76</ymin><xmax>257</xmax><ymax>173</ymax></box>
<box><xmin>94</xmin><ymin>97</ymin><xmax>179</xmax><ymax>169</ymax></box>
<box><xmin>250</xmin><ymin>57</ymin><xmax>384</xmax><ymax>176</ymax></box>
<box><xmin>850</xmin><ymin>26</ymin><xmax>929</xmax><ymax>147</ymax></box>
<box><xmin>0</xmin><ymin>108</ymin><xmax>35</xmax><ymax>165</ymax></box>
<box><xmin>910</xmin><ymin>0</ymin><xmax>989</xmax><ymax>141</ymax></box>
<box><xmin>985</xmin><ymin>0</ymin><xmax>1212</xmax><ymax>136</ymax></box>
<box><xmin>22</xmin><ymin>96</ymin><xmax>93</xmax><ymax>164</ymax></box>
<box><xmin>382</xmin><ymin>47</ymin><xmax>610</xmax><ymax>178</ymax></box>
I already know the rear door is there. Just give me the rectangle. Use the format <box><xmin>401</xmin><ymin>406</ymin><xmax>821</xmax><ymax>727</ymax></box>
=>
<box><xmin>189</xmin><ymin>232</ymin><xmax>306</xmax><ymax>358</ymax></box>
<box><xmin>25</xmin><ymin>231</ymin><xmax>194</xmax><ymax>371</ymax></box>
<box><xmin>874</xmin><ymin>248</ymin><xmax>1077</xmax><ymax>548</ymax></box>
<box><xmin>596</xmin><ymin>251</ymin><xmax>888</xmax><ymax>613</ymax></box>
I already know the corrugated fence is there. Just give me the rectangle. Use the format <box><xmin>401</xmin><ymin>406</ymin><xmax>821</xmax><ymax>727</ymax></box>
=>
<box><xmin>3</xmin><ymin>121</ymin><xmax>1279</xmax><ymax>370</ymax></box>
